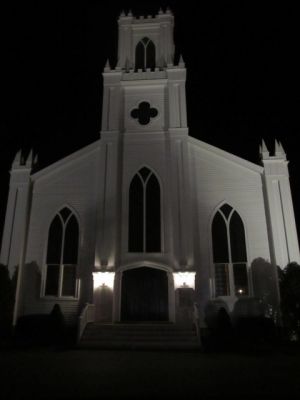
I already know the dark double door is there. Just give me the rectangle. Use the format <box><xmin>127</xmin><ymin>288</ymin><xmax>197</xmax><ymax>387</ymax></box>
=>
<box><xmin>121</xmin><ymin>267</ymin><xmax>168</xmax><ymax>321</ymax></box>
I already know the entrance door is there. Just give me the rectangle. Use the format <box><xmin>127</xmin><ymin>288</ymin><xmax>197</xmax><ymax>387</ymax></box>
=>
<box><xmin>121</xmin><ymin>267</ymin><xmax>168</xmax><ymax>321</ymax></box>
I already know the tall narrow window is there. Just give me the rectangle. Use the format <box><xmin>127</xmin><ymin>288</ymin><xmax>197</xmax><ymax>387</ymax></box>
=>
<box><xmin>128</xmin><ymin>167</ymin><xmax>161</xmax><ymax>252</ymax></box>
<box><xmin>212</xmin><ymin>204</ymin><xmax>248</xmax><ymax>297</ymax></box>
<box><xmin>45</xmin><ymin>208</ymin><xmax>79</xmax><ymax>297</ymax></box>
<box><xmin>135</xmin><ymin>37</ymin><xmax>156</xmax><ymax>71</ymax></box>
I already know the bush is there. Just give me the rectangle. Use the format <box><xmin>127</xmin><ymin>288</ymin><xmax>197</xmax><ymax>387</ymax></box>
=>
<box><xmin>15</xmin><ymin>304</ymin><xmax>66</xmax><ymax>347</ymax></box>
<box><xmin>203</xmin><ymin>308</ymin><xmax>234</xmax><ymax>351</ymax></box>
<box><xmin>0</xmin><ymin>264</ymin><xmax>15</xmax><ymax>339</ymax></box>
<box><xmin>279</xmin><ymin>262</ymin><xmax>300</xmax><ymax>340</ymax></box>
<box><xmin>234</xmin><ymin>316</ymin><xmax>277</xmax><ymax>346</ymax></box>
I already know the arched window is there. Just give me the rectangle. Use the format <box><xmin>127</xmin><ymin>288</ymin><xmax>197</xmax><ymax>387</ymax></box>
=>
<box><xmin>44</xmin><ymin>207</ymin><xmax>79</xmax><ymax>297</ymax></box>
<box><xmin>135</xmin><ymin>37</ymin><xmax>156</xmax><ymax>71</ymax></box>
<box><xmin>128</xmin><ymin>167</ymin><xmax>161</xmax><ymax>252</ymax></box>
<box><xmin>212</xmin><ymin>204</ymin><xmax>248</xmax><ymax>297</ymax></box>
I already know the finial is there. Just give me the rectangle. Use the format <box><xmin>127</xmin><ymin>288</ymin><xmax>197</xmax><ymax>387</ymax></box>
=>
<box><xmin>158</xmin><ymin>7</ymin><xmax>164</xmax><ymax>15</ymax></box>
<box><xmin>12</xmin><ymin>149</ymin><xmax>22</xmax><ymax>167</ymax></box>
<box><xmin>25</xmin><ymin>149</ymin><xmax>33</xmax><ymax>167</ymax></box>
<box><xmin>128</xmin><ymin>10</ymin><xmax>133</xmax><ymax>17</ymax></box>
<box><xmin>166</xmin><ymin>7</ymin><xmax>172</xmax><ymax>15</ymax></box>
<box><xmin>104</xmin><ymin>59</ymin><xmax>111</xmax><ymax>72</ymax></box>
<box><xmin>278</xmin><ymin>140</ymin><xmax>286</xmax><ymax>154</ymax></box>
<box><xmin>260</xmin><ymin>139</ymin><xmax>270</xmax><ymax>159</ymax></box>
<box><xmin>275</xmin><ymin>139</ymin><xmax>286</xmax><ymax>158</ymax></box>
<box><xmin>178</xmin><ymin>54</ymin><xmax>185</xmax><ymax>67</ymax></box>
<box><xmin>33</xmin><ymin>154</ymin><xmax>38</xmax><ymax>165</ymax></box>
<box><xmin>120</xmin><ymin>10</ymin><xmax>125</xmax><ymax>17</ymax></box>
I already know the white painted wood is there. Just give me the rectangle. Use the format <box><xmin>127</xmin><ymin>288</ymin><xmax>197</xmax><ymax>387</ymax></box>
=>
<box><xmin>1</xmin><ymin>10</ymin><xmax>298</xmax><ymax>328</ymax></box>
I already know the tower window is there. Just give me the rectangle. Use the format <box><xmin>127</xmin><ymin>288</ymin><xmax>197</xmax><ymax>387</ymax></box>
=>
<box><xmin>44</xmin><ymin>207</ymin><xmax>79</xmax><ymax>297</ymax></box>
<box><xmin>135</xmin><ymin>37</ymin><xmax>156</xmax><ymax>71</ymax></box>
<box><xmin>128</xmin><ymin>168</ymin><xmax>161</xmax><ymax>252</ymax></box>
<box><xmin>131</xmin><ymin>102</ymin><xmax>158</xmax><ymax>125</ymax></box>
<box><xmin>212</xmin><ymin>205</ymin><xmax>248</xmax><ymax>297</ymax></box>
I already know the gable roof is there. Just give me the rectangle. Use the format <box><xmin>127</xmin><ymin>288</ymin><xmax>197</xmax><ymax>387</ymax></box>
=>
<box><xmin>188</xmin><ymin>136</ymin><xmax>263</xmax><ymax>174</ymax></box>
<box><xmin>31</xmin><ymin>140</ymin><xmax>101</xmax><ymax>182</ymax></box>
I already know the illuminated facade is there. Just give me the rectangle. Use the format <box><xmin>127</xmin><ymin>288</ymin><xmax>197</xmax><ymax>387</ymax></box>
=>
<box><xmin>1</xmin><ymin>9</ymin><xmax>299</xmax><ymax>328</ymax></box>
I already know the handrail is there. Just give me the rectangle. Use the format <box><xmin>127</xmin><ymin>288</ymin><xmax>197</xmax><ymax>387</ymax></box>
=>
<box><xmin>77</xmin><ymin>303</ymin><xmax>95</xmax><ymax>343</ymax></box>
<box><xmin>193</xmin><ymin>302</ymin><xmax>205</xmax><ymax>346</ymax></box>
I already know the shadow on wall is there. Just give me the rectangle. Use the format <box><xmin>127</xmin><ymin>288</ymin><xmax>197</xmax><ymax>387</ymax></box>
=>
<box><xmin>250</xmin><ymin>257</ymin><xmax>280</xmax><ymax>319</ymax></box>
<box><xmin>23</xmin><ymin>261</ymin><xmax>42</xmax><ymax>302</ymax></box>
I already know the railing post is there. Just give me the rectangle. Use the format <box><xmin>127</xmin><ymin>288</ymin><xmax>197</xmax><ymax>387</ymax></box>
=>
<box><xmin>77</xmin><ymin>303</ymin><xmax>95</xmax><ymax>343</ymax></box>
<box><xmin>193</xmin><ymin>302</ymin><xmax>204</xmax><ymax>347</ymax></box>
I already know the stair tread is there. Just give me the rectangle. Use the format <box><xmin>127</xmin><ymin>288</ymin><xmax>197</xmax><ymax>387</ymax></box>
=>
<box><xmin>79</xmin><ymin>323</ymin><xmax>200</xmax><ymax>350</ymax></box>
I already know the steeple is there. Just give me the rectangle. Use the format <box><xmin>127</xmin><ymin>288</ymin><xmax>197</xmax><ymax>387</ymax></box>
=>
<box><xmin>101</xmin><ymin>8</ymin><xmax>188</xmax><ymax>135</ymax></box>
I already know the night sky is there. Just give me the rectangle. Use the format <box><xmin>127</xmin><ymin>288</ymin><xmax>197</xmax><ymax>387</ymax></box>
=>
<box><xmin>1</xmin><ymin>1</ymin><xmax>299</xmax><ymax>242</ymax></box>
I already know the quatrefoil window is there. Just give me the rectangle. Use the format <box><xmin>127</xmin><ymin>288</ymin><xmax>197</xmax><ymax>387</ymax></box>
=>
<box><xmin>131</xmin><ymin>102</ymin><xmax>158</xmax><ymax>125</ymax></box>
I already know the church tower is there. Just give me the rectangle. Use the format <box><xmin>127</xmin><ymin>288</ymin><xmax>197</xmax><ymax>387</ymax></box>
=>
<box><xmin>101</xmin><ymin>8</ymin><xmax>187</xmax><ymax>135</ymax></box>
<box><xmin>94</xmin><ymin>9</ymin><xmax>194</xmax><ymax>323</ymax></box>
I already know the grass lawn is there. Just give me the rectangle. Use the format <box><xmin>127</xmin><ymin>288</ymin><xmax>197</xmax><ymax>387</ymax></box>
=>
<box><xmin>1</xmin><ymin>345</ymin><xmax>300</xmax><ymax>399</ymax></box>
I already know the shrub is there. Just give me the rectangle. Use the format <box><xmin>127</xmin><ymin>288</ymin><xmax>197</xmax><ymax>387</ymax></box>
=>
<box><xmin>15</xmin><ymin>304</ymin><xmax>66</xmax><ymax>347</ymax></box>
<box><xmin>279</xmin><ymin>262</ymin><xmax>300</xmax><ymax>340</ymax></box>
<box><xmin>0</xmin><ymin>264</ymin><xmax>15</xmax><ymax>339</ymax></box>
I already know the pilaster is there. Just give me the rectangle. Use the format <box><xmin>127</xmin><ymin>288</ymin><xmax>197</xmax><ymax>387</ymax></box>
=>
<box><xmin>261</xmin><ymin>139</ymin><xmax>300</xmax><ymax>267</ymax></box>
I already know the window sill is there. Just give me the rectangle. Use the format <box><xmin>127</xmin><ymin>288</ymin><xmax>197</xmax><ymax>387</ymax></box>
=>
<box><xmin>41</xmin><ymin>296</ymin><xmax>79</xmax><ymax>302</ymax></box>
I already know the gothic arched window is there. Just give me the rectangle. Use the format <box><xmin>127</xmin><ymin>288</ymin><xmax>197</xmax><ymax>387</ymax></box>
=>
<box><xmin>135</xmin><ymin>37</ymin><xmax>156</xmax><ymax>71</ymax></box>
<box><xmin>44</xmin><ymin>207</ymin><xmax>79</xmax><ymax>297</ymax></box>
<box><xmin>212</xmin><ymin>204</ymin><xmax>248</xmax><ymax>297</ymax></box>
<box><xmin>128</xmin><ymin>167</ymin><xmax>161</xmax><ymax>252</ymax></box>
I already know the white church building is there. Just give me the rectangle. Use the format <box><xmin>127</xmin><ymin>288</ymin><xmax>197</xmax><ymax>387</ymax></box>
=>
<box><xmin>1</xmin><ymin>9</ymin><xmax>300</xmax><ymax>332</ymax></box>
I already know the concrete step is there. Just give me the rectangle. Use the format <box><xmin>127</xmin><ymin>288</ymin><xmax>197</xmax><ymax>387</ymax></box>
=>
<box><xmin>78</xmin><ymin>341</ymin><xmax>201</xmax><ymax>350</ymax></box>
<box><xmin>82</xmin><ymin>334</ymin><xmax>197</xmax><ymax>341</ymax></box>
<box><xmin>79</xmin><ymin>323</ymin><xmax>201</xmax><ymax>350</ymax></box>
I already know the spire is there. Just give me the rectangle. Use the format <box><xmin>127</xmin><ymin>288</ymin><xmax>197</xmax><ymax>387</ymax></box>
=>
<box><xmin>158</xmin><ymin>7</ymin><xmax>164</xmax><ymax>14</ymax></box>
<box><xmin>12</xmin><ymin>149</ymin><xmax>22</xmax><ymax>168</ymax></box>
<box><xmin>128</xmin><ymin>10</ymin><xmax>133</xmax><ymax>17</ymax></box>
<box><xmin>33</xmin><ymin>154</ymin><xmax>38</xmax><ymax>166</ymax></box>
<box><xmin>166</xmin><ymin>7</ymin><xmax>172</xmax><ymax>15</ymax></box>
<box><xmin>278</xmin><ymin>140</ymin><xmax>286</xmax><ymax>154</ymax></box>
<box><xmin>25</xmin><ymin>149</ymin><xmax>33</xmax><ymax>167</ymax></box>
<box><xmin>260</xmin><ymin>139</ymin><xmax>270</xmax><ymax>159</ymax></box>
<box><xmin>178</xmin><ymin>54</ymin><xmax>185</xmax><ymax>67</ymax></box>
<box><xmin>120</xmin><ymin>10</ymin><xmax>125</xmax><ymax>17</ymax></box>
<box><xmin>104</xmin><ymin>59</ymin><xmax>111</xmax><ymax>72</ymax></box>
<box><xmin>275</xmin><ymin>139</ymin><xmax>286</xmax><ymax>159</ymax></box>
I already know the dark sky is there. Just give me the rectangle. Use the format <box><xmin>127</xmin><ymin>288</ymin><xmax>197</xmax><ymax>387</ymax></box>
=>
<box><xmin>0</xmin><ymin>1</ymin><xmax>299</xmax><ymax>240</ymax></box>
